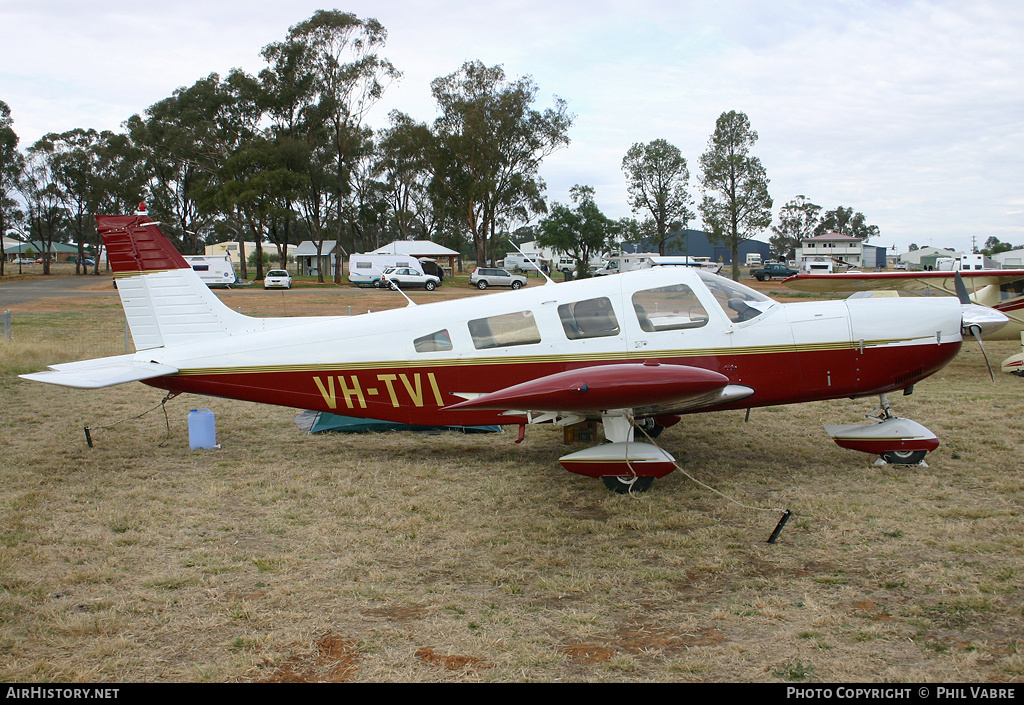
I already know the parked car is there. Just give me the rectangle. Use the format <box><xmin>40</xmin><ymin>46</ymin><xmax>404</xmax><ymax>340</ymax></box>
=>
<box><xmin>264</xmin><ymin>269</ymin><xmax>292</xmax><ymax>290</ymax></box>
<box><xmin>378</xmin><ymin>266</ymin><xmax>441</xmax><ymax>291</ymax></box>
<box><xmin>469</xmin><ymin>267</ymin><xmax>528</xmax><ymax>290</ymax></box>
<box><xmin>555</xmin><ymin>256</ymin><xmax>577</xmax><ymax>273</ymax></box>
<box><xmin>749</xmin><ymin>262</ymin><xmax>799</xmax><ymax>281</ymax></box>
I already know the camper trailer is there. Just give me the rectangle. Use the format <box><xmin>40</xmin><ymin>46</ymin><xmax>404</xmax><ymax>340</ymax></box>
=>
<box><xmin>347</xmin><ymin>253</ymin><xmax>442</xmax><ymax>287</ymax></box>
<box><xmin>594</xmin><ymin>252</ymin><xmax>659</xmax><ymax>276</ymax></box>
<box><xmin>182</xmin><ymin>255</ymin><xmax>237</xmax><ymax>288</ymax></box>
<box><xmin>348</xmin><ymin>254</ymin><xmax>418</xmax><ymax>287</ymax></box>
<box><xmin>502</xmin><ymin>252</ymin><xmax>544</xmax><ymax>272</ymax></box>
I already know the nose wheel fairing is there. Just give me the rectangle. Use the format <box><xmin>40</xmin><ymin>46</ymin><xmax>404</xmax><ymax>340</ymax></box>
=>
<box><xmin>558</xmin><ymin>442</ymin><xmax>678</xmax><ymax>479</ymax></box>
<box><xmin>824</xmin><ymin>416</ymin><xmax>939</xmax><ymax>462</ymax></box>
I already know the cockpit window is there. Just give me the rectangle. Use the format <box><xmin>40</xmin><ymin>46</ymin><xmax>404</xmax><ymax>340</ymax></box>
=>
<box><xmin>559</xmin><ymin>297</ymin><xmax>620</xmax><ymax>339</ymax></box>
<box><xmin>999</xmin><ymin>280</ymin><xmax>1024</xmax><ymax>301</ymax></box>
<box><xmin>414</xmin><ymin>329</ymin><xmax>453</xmax><ymax>353</ymax></box>
<box><xmin>631</xmin><ymin>284</ymin><xmax>709</xmax><ymax>331</ymax></box>
<box><xmin>468</xmin><ymin>311</ymin><xmax>541</xmax><ymax>350</ymax></box>
<box><xmin>697</xmin><ymin>271</ymin><xmax>773</xmax><ymax>323</ymax></box>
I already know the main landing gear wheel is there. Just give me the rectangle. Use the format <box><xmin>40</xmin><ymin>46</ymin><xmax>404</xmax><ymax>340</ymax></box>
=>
<box><xmin>635</xmin><ymin>417</ymin><xmax>665</xmax><ymax>439</ymax></box>
<box><xmin>601</xmin><ymin>476</ymin><xmax>655</xmax><ymax>494</ymax></box>
<box><xmin>881</xmin><ymin>449</ymin><xmax>927</xmax><ymax>465</ymax></box>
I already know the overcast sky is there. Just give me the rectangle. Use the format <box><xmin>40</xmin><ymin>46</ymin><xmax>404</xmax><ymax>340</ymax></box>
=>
<box><xmin>2</xmin><ymin>0</ymin><xmax>1022</xmax><ymax>254</ymax></box>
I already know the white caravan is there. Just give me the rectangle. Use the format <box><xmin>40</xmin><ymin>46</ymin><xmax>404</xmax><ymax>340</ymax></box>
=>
<box><xmin>347</xmin><ymin>253</ymin><xmax>422</xmax><ymax>287</ymax></box>
<box><xmin>182</xmin><ymin>255</ymin><xmax>237</xmax><ymax>288</ymax></box>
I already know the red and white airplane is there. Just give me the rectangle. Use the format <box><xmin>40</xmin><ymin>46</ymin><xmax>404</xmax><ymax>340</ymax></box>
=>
<box><xmin>782</xmin><ymin>269</ymin><xmax>1024</xmax><ymax>376</ymax></box>
<box><xmin>20</xmin><ymin>211</ymin><xmax>1008</xmax><ymax>492</ymax></box>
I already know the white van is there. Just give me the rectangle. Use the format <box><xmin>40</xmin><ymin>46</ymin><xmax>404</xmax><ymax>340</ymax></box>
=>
<box><xmin>183</xmin><ymin>255</ymin><xmax>237</xmax><ymax>288</ymax></box>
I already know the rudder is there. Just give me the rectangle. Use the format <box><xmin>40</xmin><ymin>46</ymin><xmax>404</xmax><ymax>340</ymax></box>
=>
<box><xmin>98</xmin><ymin>212</ymin><xmax>254</xmax><ymax>350</ymax></box>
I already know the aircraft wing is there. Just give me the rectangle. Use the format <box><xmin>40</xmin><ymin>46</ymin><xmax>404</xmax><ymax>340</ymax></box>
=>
<box><xmin>444</xmin><ymin>362</ymin><xmax>752</xmax><ymax>417</ymax></box>
<box><xmin>19</xmin><ymin>354</ymin><xmax>178</xmax><ymax>389</ymax></box>
<box><xmin>782</xmin><ymin>270</ymin><xmax>1024</xmax><ymax>295</ymax></box>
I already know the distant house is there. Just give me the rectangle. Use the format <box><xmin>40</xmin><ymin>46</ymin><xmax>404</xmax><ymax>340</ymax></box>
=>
<box><xmin>3</xmin><ymin>240</ymin><xmax>80</xmax><ymax>262</ymax></box>
<box><xmin>796</xmin><ymin>233</ymin><xmax>865</xmax><ymax>270</ymax></box>
<box><xmin>293</xmin><ymin>241</ymin><xmax>343</xmax><ymax>277</ymax></box>
<box><xmin>205</xmin><ymin>240</ymin><xmax>257</xmax><ymax>259</ymax></box>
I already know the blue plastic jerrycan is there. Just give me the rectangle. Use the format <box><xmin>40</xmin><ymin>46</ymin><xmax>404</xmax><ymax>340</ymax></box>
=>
<box><xmin>188</xmin><ymin>409</ymin><xmax>218</xmax><ymax>450</ymax></box>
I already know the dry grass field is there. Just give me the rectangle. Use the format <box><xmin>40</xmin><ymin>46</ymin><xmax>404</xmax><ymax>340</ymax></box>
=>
<box><xmin>1</xmin><ymin>272</ymin><xmax>1022</xmax><ymax>682</ymax></box>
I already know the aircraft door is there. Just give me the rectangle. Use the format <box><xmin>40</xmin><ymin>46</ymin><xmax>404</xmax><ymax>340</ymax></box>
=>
<box><xmin>785</xmin><ymin>301</ymin><xmax>855</xmax><ymax>394</ymax></box>
<box><xmin>624</xmin><ymin>279</ymin><xmax>722</xmax><ymax>362</ymax></box>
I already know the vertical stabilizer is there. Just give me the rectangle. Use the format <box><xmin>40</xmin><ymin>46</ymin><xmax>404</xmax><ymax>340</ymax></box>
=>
<box><xmin>99</xmin><ymin>213</ymin><xmax>255</xmax><ymax>350</ymax></box>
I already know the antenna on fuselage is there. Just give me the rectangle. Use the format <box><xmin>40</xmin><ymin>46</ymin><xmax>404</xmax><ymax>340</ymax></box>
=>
<box><xmin>508</xmin><ymin>240</ymin><xmax>555</xmax><ymax>286</ymax></box>
<box><xmin>389</xmin><ymin>281</ymin><xmax>417</xmax><ymax>307</ymax></box>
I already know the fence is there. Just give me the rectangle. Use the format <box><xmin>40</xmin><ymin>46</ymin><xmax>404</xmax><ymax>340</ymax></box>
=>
<box><xmin>2</xmin><ymin>309</ymin><xmax>134</xmax><ymax>362</ymax></box>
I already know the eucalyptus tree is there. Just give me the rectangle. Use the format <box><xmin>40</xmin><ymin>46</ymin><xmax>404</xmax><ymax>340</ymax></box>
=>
<box><xmin>129</xmin><ymin>70</ymin><xmax>265</xmax><ymax>263</ymax></box>
<box><xmin>0</xmin><ymin>100</ymin><xmax>25</xmax><ymax>277</ymax></box>
<box><xmin>334</xmin><ymin>125</ymin><xmax>389</xmax><ymax>253</ymax></box>
<box><xmin>814</xmin><ymin>205</ymin><xmax>879</xmax><ymax>240</ymax></box>
<box><xmin>770</xmin><ymin>195</ymin><xmax>821</xmax><ymax>261</ymax></box>
<box><xmin>423</xmin><ymin>60</ymin><xmax>573</xmax><ymax>265</ymax></box>
<box><xmin>34</xmin><ymin>128</ymin><xmax>108</xmax><ymax>274</ymax></box>
<box><xmin>698</xmin><ymin>110</ymin><xmax>773</xmax><ymax>279</ymax></box>
<box><xmin>375</xmin><ymin>112</ymin><xmax>435</xmax><ymax>241</ymax></box>
<box><xmin>537</xmin><ymin>185</ymin><xmax>615</xmax><ymax>278</ymax></box>
<box><xmin>126</xmin><ymin>111</ymin><xmax>205</xmax><ymax>253</ymax></box>
<box><xmin>260</xmin><ymin>25</ymin><xmax>329</xmax><ymax>276</ymax></box>
<box><xmin>91</xmin><ymin>131</ymin><xmax>150</xmax><ymax>213</ymax></box>
<box><xmin>261</xmin><ymin>10</ymin><xmax>401</xmax><ymax>282</ymax></box>
<box><xmin>621</xmin><ymin>139</ymin><xmax>693</xmax><ymax>256</ymax></box>
<box><xmin>21</xmin><ymin>142</ymin><xmax>67</xmax><ymax>274</ymax></box>
<box><xmin>213</xmin><ymin>133</ymin><xmax>311</xmax><ymax>280</ymax></box>
<box><xmin>78</xmin><ymin>130</ymin><xmax>150</xmax><ymax>273</ymax></box>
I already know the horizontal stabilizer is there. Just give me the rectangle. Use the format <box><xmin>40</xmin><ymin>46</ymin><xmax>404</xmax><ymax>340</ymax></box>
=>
<box><xmin>19</xmin><ymin>354</ymin><xmax>178</xmax><ymax>389</ymax></box>
<box><xmin>445</xmin><ymin>362</ymin><xmax>729</xmax><ymax>414</ymax></box>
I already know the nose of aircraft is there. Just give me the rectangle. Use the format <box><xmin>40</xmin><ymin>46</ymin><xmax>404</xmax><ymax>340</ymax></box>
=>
<box><xmin>960</xmin><ymin>303</ymin><xmax>1009</xmax><ymax>338</ymax></box>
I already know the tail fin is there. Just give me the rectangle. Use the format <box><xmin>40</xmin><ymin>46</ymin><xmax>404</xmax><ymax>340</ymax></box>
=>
<box><xmin>100</xmin><ymin>214</ymin><xmax>255</xmax><ymax>350</ymax></box>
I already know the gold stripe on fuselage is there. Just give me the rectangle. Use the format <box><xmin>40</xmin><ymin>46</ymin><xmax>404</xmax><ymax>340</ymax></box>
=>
<box><xmin>173</xmin><ymin>337</ymin><xmax>911</xmax><ymax>377</ymax></box>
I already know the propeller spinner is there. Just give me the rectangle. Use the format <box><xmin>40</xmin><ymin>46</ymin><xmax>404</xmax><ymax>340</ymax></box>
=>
<box><xmin>955</xmin><ymin>271</ymin><xmax>1009</xmax><ymax>380</ymax></box>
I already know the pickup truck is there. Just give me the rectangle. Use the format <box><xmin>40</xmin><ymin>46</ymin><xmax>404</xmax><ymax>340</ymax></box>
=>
<box><xmin>749</xmin><ymin>262</ymin><xmax>799</xmax><ymax>281</ymax></box>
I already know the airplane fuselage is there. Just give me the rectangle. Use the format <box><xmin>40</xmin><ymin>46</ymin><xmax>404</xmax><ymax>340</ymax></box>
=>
<box><xmin>137</xmin><ymin>267</ymin><xmax>964</xmax><ymax>427</ymax></box>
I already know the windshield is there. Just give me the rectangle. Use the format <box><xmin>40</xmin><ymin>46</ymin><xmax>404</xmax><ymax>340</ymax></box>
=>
<box><xmin>697</xmin><ymin>271</ymin><xmax>775</xmax><ymax>323</ymax></box>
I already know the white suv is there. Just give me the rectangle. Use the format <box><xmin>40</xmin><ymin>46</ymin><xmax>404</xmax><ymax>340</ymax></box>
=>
<box><xmin>469</xmin><ymin>267</ymin><xmax>527</xmax><ymax>290</ymax></box>
<box><xmin>379</xmin><ymin>267</ymin><xmax>441</xmax><ymax>291</ymax></box>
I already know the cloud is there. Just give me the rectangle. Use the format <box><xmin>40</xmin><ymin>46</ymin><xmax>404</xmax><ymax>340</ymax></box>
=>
<box><xmin>2</xmin><ymin>0</ymin><xmax>1022</xmax><ymax>251</ymax></box>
